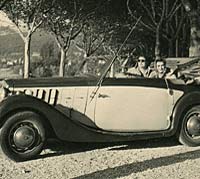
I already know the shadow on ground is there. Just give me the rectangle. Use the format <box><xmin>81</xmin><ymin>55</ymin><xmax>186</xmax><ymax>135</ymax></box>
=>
<box><xmin>36</xmin><ymin>138</ymin><xmax>200</xmax><ymax>179</ymax></box>
<box><xmin>35</xmin><ymin>137</ymin><xmax>180</xmax><ymax>160</ymax></box>
<box><xmin>23</xmin><ymin>138</ymin><xmax>200</xmax><ymax>179</ymax></box>
<box><xmin>72</xmin><ymin>149</ymin><xmax>200</xmax><ymax>179</ymax></box>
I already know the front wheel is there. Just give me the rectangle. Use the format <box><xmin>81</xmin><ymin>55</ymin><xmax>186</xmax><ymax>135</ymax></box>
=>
<box><xmin>0</xmin><ymin>111</ymin><xmax>45</xmax><ymax>162</ymax></box>
<box><xmin>178</xmin><ymin>106</ymin><xmax>200</xmax><ymax>146</ymax></box>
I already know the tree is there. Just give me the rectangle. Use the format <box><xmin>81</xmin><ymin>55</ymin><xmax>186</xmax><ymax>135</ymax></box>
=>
<box><xmin>44</xmin><ymin>0</ymin><xmax>110</xmax><ymax>77</ymax></box>
<box><xmin>165</xmin><ymin>5</ymin><xmax>188</xmax><ymax>57</ymax></box>
<box><xmin>75</xmin><ymin>17</ymin><xmax>114</xmax><ymax>74</ymax></box>
<box><xmin>40</xmin><ymin>40</ymin><xmax>59</xmax><ymax>65</ymax></box>
<box><xmin>182</xmin><ymin>0</ymin><xmax>200</xmax><ymax>57</ymax></box>
<box><xmin>127</xmin><ymin>0</ymin><xmax>185</xmax><ymax>59</ymax></box>
<box><xmin>3</xmin><ymin>0</ymin><xmax>54</xmax><ymax>78</ymax></box>
<box><xmin>44</xmin><ymin>0</ymin><xmax>89</xmax><ymax>76</ymax></box>
<box><xmin>0</xmin><ymin>0</ymin><xmax>10</xmax><ymax>9</ymax></box>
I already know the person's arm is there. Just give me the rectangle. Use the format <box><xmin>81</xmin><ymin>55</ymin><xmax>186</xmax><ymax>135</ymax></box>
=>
<box><xmin>149</xmin><ymin>71</ymin><xmax>157</xmax><ymax>78</ymax></box>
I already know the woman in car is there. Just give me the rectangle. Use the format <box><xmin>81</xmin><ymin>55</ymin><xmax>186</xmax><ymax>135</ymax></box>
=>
<box><xmin>126</xmin><ymin>56</ymin><xmax>151</xmax><ymax>78</ymax></box>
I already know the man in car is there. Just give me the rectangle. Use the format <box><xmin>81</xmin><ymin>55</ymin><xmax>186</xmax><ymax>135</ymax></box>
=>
<box><xmin>149</xmin><ymin>59</ymin><xmax>176</xmax><ymax>79</ymax></box>
<box><xmin>126</xmin><ymin>56</ymin><xmax>151</xmax><ymax>77</ymax></box>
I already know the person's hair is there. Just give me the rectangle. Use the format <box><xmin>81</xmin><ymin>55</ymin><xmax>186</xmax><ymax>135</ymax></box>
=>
<box><xmin>138</xmin><ymin>56</ymin><xmax>146</xmax><ymax>61</ymax></box>
<box><xmin>155</xmin><ymin>58</ymin><xmax>166</xmax><ymax>66</ymax></box>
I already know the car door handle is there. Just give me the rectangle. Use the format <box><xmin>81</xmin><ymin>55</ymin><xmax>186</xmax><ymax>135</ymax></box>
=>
<box><xmin>98</xmin><ymin>93</ymin><xmax>110</xmax><ymax>98</ymax></box>
<box><xmin>66</xmin><ymin>97</ymin><xmax>72</xmax><ymax>100</ymax></box>
<box><xmin>76</xmin><ymin>96</ymin><xmax>84</xmax><ymax>99</ymax></box>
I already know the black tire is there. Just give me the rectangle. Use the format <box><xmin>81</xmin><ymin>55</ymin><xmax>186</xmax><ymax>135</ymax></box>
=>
<box><xmin>0</xmin><ymin>111</ymin><xmax>45</xmax><ymax>162</ymax></box>
<box><xmin>178</xmin><ymin>105</ymin><xmax>200</xmax><ymax>147</ymax></box>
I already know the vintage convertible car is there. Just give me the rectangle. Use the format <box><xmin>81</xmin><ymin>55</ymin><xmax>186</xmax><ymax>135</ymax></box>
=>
<box><xmin>0</xmin><ymin>60</ymin><xmax>200</xmax><ymax>162</ymax></box>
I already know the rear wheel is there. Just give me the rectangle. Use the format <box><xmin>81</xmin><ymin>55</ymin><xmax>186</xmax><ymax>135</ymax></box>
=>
<box><xmin>0</xmin><ymin>111</ymin><xmax>45</xmax><ymax>162</ymax></box>
<box><xmin>179</xmin><ymin>105</ymin><xmax>200</xmax><ymax>146</ymax></box>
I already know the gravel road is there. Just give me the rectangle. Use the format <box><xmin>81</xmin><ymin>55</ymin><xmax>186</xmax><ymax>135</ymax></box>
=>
<box><xmin>0</xmin><ymin>138</ymin><xmax>200</xmax><ymax>179</ymax></box>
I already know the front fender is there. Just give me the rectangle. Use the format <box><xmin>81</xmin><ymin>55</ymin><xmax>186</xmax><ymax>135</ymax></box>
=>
<box><xmin>172</xmin><ymin>91</ymin><xmax>200</xmax><ymax>133</ymax></box>
<box><xmin>0</xmin><ymin>94</ymin><xmax>80</xmax><ymax>140</ymax></box>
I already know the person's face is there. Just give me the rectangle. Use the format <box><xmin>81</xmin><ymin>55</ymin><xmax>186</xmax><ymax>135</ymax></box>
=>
<box><xmin>138</xmin><ymin>57</ymin><xmax>147</xmax><ymax>69</ymax></box>
<box><xmin>156</xmin><ymin>61</ymin><xmax>166</xmax><ymax>74</ymax></box>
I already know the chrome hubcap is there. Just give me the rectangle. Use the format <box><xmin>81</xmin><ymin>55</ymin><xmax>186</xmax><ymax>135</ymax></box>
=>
<box><xmin>187</xmin><ymin>114</ymin><xmax>200</xmax><ymax>138</ymax></box>
<box><xmin>12</xmin><ymin>124</ymin><xmax>36</xmax><ymax>150</ymax></box>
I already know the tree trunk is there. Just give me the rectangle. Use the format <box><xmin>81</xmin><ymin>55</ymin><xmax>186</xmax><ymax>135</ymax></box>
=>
<box><xmin>176</xmin><ymin>39</ymin><xmax>179</xmax><ymax>57</ymax></box>
<box><xmin>189</xmin><ymin>11</ymin><xmax>200</xmax><ymax>56</ymax></box>
<box><xmin>82</xmin><ymin>53</ymin><xmax>88</xmax><ymax>74</ymax></box>
<box><xmin>110</xmin><ymin>64</ymin><xmax>115</xmax><ymax>77</ymax></box>
<box><xmin>182</xmin><ymin>23</ymin><xmax>190</xmax><ymax>57</ymax></box>
<box><xmin>155</xmin><ymin>27</ymin><xmax>161</xmax><ymax>60</ymax></box>
<box><xmin>182</xmin><ymin>0</ymin><xmax>200</xmax><ymax>57</ymax></box>
<box><xmin>82</xmin><ymin>61</ymin><xmax>88</xmax><ymax>74</ymax></box>
<box><xmin>24</xmin><ymin>35</ymin><xmax>31</xmax><ymax>79</ymax></box>
<box><xmin>59</xmin><ymin>48</ymin><xmax>66</xmax><ymax>77</ymax></box>
<box><xmin>168</xmin><ymin>39</ymin><xmax>174</xmax><ymax>57</ymax></box>
<box><xmin>175</xmin><ymin>10</ymin><xmax>179</xmax><ymax>57</ymax></box>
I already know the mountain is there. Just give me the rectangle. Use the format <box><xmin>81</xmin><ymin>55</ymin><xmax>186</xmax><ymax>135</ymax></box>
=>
<box><xmin>0</xmin><ymin>26</ymin><xmax>55</xmax><ymax>57</ymax></box>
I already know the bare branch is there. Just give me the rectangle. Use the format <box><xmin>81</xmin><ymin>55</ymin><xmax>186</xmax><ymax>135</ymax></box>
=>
<box><xmin>72</xmin><ymin>24</ymin><xmax>84</xmax><ymax>40</ymax></box>
<box><xmin>126</xmin><ymin>0</ymin><xmax>156</xmax><ymax>32</ymax></box>
<box><xmin>126</xmin><ymin>0</ymin><xmax>137</xmax><ymax>20</ymax></box>
<box><xmin>139</xmin><ymin>0</ymin><xmax>157</xmax><ymax>25</ymax></box>
<box><xmin>29</xmin><ymin>16</ymin><xmax>36</xmax><ymax>32</ymax></box>
<box><xmin>167</xmin><ymin>3</ymin><xmax>182</xmax><ymax>21</ymax></box>
<box><xmin>81</xmin><ymin>0</ymin><xmax>108</xmax><ymax>22</ymax></box>
<box><xmin>91</xmin><ymin>35</ymin><xmax>98</xmax><ymax>44</ymax></box>
<box><xmin>90</xmin><ymin>37</ymin><xmax>105</xmax><ymax>56</ymax></box>
<box><xmin>87</xmin><ymin>34</ymin><xmax>92</xmax><ymax>55</ymax></box>
<box><xmin>31</xmin><ymin>20</ymin><xmax>43</xmax><ymax>34</ymax></box>
<box><xmin>29</xmin><ymin>0</ymin><xmax>45</xmax><ymax>32</ymax></box>
<box><xmin>158</xmin><ymin>0</ymin><xmax>166</xmax><ymax>27</ymax></box>
<box><xmin>169</xmin><ymin>23</ymin><xmax>175</xmax><ymax>35</ymax></box>
<box><xmin>174</xmin><ymin>12</ymin><xmax>186</xmax><ymax>39</ymax></box>
<box><xmin>167</xmin><ymin>0</ymin><xmax>179</xmax><ymax>19</ymax></box>
<box><xmin>53</xmin><ymin>33</ymin><xmax>62</xmax><ymax>50</ymax></box>
<box><xmin>150</xmin><ymin>0</ymin><xmax>156</xmax><ymax>19</ymax></box>
<box><xmin>64</xmin><ymin>1</ymin><xmax>79</xmax><ymax>50</ymax></box>
<box><xmin>12</xmin><ymin>21</ymin><xmax>25</xmax><ymax>41</ymax></box>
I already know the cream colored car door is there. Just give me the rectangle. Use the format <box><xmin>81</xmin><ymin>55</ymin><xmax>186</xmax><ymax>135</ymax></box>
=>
<box><xmin>94</xmin><ymin>78</ymin><xmax>174</xmax><ymax>132</ymax></box>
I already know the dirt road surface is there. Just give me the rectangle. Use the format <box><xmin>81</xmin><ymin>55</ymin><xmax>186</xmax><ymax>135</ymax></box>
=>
<box><xmin>0</xmin><ymin>138</ymin><xmax>200</xmax><ymax>179</ymax></box>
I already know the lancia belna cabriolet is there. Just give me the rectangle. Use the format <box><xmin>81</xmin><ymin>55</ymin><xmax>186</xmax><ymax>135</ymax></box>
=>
<box><xmin>1</xmin><ymin>57</ymin><xmax>200</xmax><ymax>162</ymax></box>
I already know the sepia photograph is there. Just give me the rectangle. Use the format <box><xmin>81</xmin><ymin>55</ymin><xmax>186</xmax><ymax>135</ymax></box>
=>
<box><xmin>0</xmin><ymin>0</ymin><xmax>200</xmax><ymax>178</ymax></box>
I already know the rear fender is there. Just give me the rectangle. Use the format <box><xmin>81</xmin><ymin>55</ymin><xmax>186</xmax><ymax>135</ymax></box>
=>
<box><xmin>172</xmin><ymin>91</ymin><xmax>200</xmax><ymax>133</ymax></box>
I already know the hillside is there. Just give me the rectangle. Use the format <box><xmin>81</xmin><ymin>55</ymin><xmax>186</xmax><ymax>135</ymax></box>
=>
<box><xmin>0</xmin><ymin>26</ymin><xmax>55</xmax><ymax>57</ymax></box>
